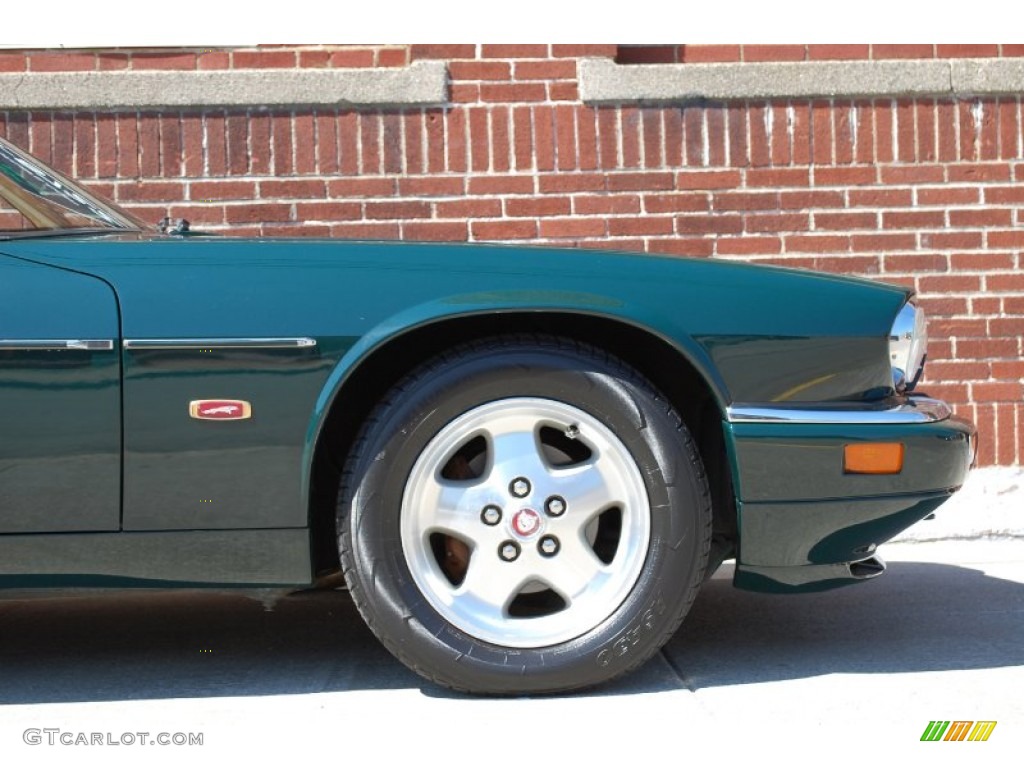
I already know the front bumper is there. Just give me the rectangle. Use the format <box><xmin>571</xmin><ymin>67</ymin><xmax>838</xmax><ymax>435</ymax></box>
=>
<box><xmin>724</xmin><ymin>395</ymin><xmax>975</xmax><ymax>593</ymax></box>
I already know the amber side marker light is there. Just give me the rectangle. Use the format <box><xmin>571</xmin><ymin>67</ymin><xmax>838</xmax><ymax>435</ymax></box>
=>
<box><xmin>844</xmin><ymin>442</ymin><xmax>905</xmax><ymax>474</ymax></box>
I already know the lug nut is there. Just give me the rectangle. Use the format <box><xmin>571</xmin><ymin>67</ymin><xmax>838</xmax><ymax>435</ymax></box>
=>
<box><xmin>545</xmin><ymin>496</ymin><xmax>566</xmax><ymax>517</ymax></box>
<box><xmin>499</xmin><ymin>541</ymin><xmax>521</xmax><ymax>562</ymax></box>
<box><xmin>510</xmin><ymin>477</ymin><xmax>531</xmax><ymax>498</ymax></box>
<box><xmin>481</xmin><ymin>505</ymin><xmax>502</xmax><ymax>526</ymax></box>
<box><xmin>539</xmin><ymin>535</ymin><xmax>560</xmax><ymax>557</ymax></box>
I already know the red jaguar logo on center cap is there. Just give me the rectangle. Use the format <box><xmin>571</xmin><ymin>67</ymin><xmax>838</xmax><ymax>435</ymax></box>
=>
<box><xmin>189</xmin><ymin>399</ymin><xmax>252</xmax><ymax>421</ymax></box>
<box><xmin>511</xmin><ymin>508</ymin><xmax>541</xmax><ymax>537</ymax></box>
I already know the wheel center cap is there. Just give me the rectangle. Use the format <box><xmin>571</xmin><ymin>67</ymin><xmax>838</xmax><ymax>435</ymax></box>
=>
<box><xmin>511</xmin><ymin>508</ymin><xmax>542</xmax><ymax>538</ymax></box>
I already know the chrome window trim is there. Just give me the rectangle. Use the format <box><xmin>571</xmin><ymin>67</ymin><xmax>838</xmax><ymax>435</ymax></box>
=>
<box><xmin>727</xmin><ymin>396</ymin><xmax>952</xmax><ymax>425</ymax></box>
<box><xmin>123</xmin><ymin>337</ymin><xmax>317</xmax><ymax>351</ymax></box>
<box><xmin>0</xmin><ymin>339</ymin><xmax>114</xmax><ymax>351</ymax></box>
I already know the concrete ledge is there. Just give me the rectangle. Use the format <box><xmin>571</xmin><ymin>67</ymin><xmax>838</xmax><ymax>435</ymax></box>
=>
<box><xmin>0</xmin><ymin>61</ymin><xmax>448</xmax><ymax>110</ymax></box>
<box><xmin>579</xmin><ymin>57</ymin><xmax>1024</xmax><ymax>103</ymax></box>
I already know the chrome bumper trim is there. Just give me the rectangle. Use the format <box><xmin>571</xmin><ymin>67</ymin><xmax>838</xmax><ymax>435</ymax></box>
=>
<box><xmin>726</xmin><ymin>396</ymin><xmax>952</xmax><ymax>425</ymax></box>
<box><xmin>123</xmin><ymin>337</ymin><xmax>317</xmax><ymax>351</ymax></box>
<box><xmin>0</xmin><ymin>339</ymin><xmax>114</xmax><ymax>351</ymax></box>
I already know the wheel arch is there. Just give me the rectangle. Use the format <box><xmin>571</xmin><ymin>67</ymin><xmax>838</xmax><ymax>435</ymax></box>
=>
<box><xmin>305</xmin><ymin>308</ymin><xmax>737</xmax><ymax>578</ymax></box>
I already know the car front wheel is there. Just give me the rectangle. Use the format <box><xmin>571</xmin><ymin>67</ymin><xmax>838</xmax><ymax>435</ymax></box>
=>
<box><xmin>338</xmin><ymin>336</ymin><xmax>711</xmax><ymax>694</ymax></box>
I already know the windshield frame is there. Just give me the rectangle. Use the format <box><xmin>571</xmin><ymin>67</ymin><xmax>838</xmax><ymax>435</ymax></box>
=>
<box><xmin>0</xmin><ymin>135</ymin><xmax>146</xmax><ymax>238</ymax></box>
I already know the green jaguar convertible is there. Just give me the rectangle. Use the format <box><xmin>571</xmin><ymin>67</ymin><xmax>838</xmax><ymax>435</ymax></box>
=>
<box><xmin>0</xmin><ymin>135</ymin><xmax>974</xmax><ymax>694</ymax></box>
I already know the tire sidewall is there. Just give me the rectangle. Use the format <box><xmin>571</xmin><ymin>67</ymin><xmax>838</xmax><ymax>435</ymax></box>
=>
<box><xmin>343</xmin><ymin>342</ymin><xmax>708</xmax><ymax>693</ymax></box>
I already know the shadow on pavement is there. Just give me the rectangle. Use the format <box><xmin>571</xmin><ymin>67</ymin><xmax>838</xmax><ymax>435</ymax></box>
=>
<box><xmin>0</xmin><ymin>560</ymin><xmax>1020</xmax><ymax>704</ymax></box>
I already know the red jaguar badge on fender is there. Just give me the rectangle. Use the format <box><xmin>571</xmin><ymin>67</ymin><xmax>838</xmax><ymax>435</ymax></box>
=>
<box><xmin>189</xmin><ymin>400</ymin><xmax>252</xmax><ymax>421</ymax></box>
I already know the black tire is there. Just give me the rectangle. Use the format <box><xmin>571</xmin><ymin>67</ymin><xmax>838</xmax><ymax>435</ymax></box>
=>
<box><xmin>337</xmin><ymin>336</ymin><xmax>711</xmax><ymax>694</ymax></box>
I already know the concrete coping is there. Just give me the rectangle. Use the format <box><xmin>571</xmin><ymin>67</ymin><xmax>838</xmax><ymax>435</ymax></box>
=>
<box><xmin>578</xmin><ymin>57</ymin><xmax>1024</xmax><ymax>103</ymax></box>
<box><xmin>0</xmin><ymin>60</ymin><xmax>448</xmax><ymax>110</ymax></box>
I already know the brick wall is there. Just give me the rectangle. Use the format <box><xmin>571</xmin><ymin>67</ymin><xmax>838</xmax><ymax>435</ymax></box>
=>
<box><xmin>1</xmin><ymin>44</ymin><xmax>1021</xmax><ymax>466</ymax></box>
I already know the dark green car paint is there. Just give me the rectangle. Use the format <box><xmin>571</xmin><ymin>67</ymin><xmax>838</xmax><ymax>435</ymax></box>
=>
<box><xmin>0</xmin><ymin>234</ymin><xmax>971</xmax><ymax>593</ymax></box>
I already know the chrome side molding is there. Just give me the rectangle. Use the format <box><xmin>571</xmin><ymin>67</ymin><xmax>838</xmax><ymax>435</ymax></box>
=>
<box><xmin>727</xmin><ymin>396</ymin><xmax>952</xmax><ymax>425</ymax></box>
<box><xmin>0</xmin><ymin>339</ymin><xmax>114</xmax><ymax>351</ymax></box>
<box><xmin>123</xmin><ymin>337</ymin><xmax>317</xmax><ymax>351</ymax></box>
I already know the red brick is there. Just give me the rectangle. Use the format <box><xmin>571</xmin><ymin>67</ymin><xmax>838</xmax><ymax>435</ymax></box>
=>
<box><xmin>190</xmin><ymin>181</ymin><xmax>256</xmax><ymax>201</ymax></box>
<box><xmin>814</xmin><ymin>255</ymin><xmax>879</xmax><ymax>274</ymax></box>
<box><xmin>330</xmin><ymin>49</ymin><xmax>374</xmax><ymax>68</ymax></box>
<box><xmin>918</xmin><ymin>274</ymin><xmax>982</xmax><ymax>293</ymax></box>
<box><xmin>918</xmin><ymin>187</ymin><xmax>979</xmax><ymax>205</ymax></box>
<box><xmin>1003</xmin><ymin>296</ymin><xmax>1024</xmax><ymax>314</ymax></box>
<box><xmin>725</xmin><ymin>105</ymin><xmax>746</xmax><ymax>168</ymax></box>
<box><xmin>425</xmin><ymin>111</ymin><xmax>445</xmax><ymax>174</ymax></box>
<box><xmin>676</xmin><ymin>170</ymin><xmax>741</xmax><ymax>189</ymax></box>
<box><xmin>916</xmin><ymin>101</ymin><xmax>937</xmax><ymax>162</ymax></box>
<box><xmin>410</xmin><ymin>45</ymin><xmax>476</xmax><ymax>60</ymax></box>
<box><xmin>716</xmin><ymin>236</ymin><xmax>782</xmax><ymax>256</ymax></box>
<box><xmin>377</xmin><ymin>48</ymin><xmax>408</xmax><ymax>68</ymax></box>
<box><xmin>936</xmin><ymin>44</ymin><xmax>1000</xmax><ymax>58</ymax></box>
<box><xmin>74</xmin><ymin>115</ymin><xmax>96</xmax><ymax>178</ymax></box>
<box><xmin>989</xmin><ymin>230</ymin><xmax>1024</xmax><ymax>248</ymax></box>
<box><xmin>785</xmin><ymin>234</ymin><xmax>851</xmax><ymax>253</ymax></box>
<box><xmin>328</xmin><ymin>178</ymin><xmax>396</xmax><ymax>197</ymax></box>
<box><xmin>435</xmin><ymin>199</ymin><xmax>502</xmax><ymax>218</ymax></box>
<box><xmin>834</xmin><ymin>104</ymin><xmax>855</xmax><ymax>164</ymax></box>
<box><xmin>985</xmin><ymin>185</ymin><xmax>1024</xmax><ymax>203</ymax></box>
<box><xmin>936</xmin><ymin>101</ymin><xmax>958</xmax><ymax>162</ymax></box>
<box><xmin>491</xmin><ymin>107</ymin><xmax>511</xmax><ymax>173</ymax></box>
<box><xmin>880</xmin><ymin>165</ymin><xmax>944</xmax><ymax>184</ymax></box>
<box><xmin>748</xmin><ymin>105</ymin><xmax>770</xmax><ymax>167</ymax></box>
<box><xmin>608</xmin><ymin>172</ymin><xmax>673</xmax><ymax>191</ymax></box>
<box><xmin>469</xmin><ymin>175</ymin><xmax>534</xmax><ymax>195</ymax></box>
<box><xmin>365</xmin><ymin>201</ymin><xmax>431</xmax><ymax>220</ymax></box>
<box><xmin>779</xmin><ymin>190</ymin><xmax>845</xmax><ymax>209</ymax></box>
<box><xmin>29</xmin><ymin>52</ymin><xmax>95</xmax><ymax>71</ymax></box>
<box><xmin>707</xmin><ymin>108</ymin><xmax>726</xmax><ymax>167</ymax></box>
<box><xmin>534</xmin><ymin>105</ymin><xmax>555</xmax><ymax>171</ymax></box>
<box><xmin>883</xmin><ymin>210</ymin><xmax>946</xmax><ymax>228</ymax></box>
<box><xmin>481</xmin><ymin>45</ymin><xmax>549</xmax><ymax>59</ymax></box>
<box><xmin>992</xmin><ymin>361</ymin><xmax>1024</xmax><ymax>379</ymax></box>
<box><xmin>514</xmin><ymin>60</ymin><xmax>576</xmax><ymax>80</ymax></box>
<box><xmin>117</xmin><ymin>181</ymin><xmax>185</xmax><ymax>202</ymax></box>
<box><xmin>540</xmin><ymin>218</ymin><xmax>606</xmax><ymax>238</ymax></box>
<box><xmin>683</xmin><ymin>106</ymin><xmax>704</xmax><ymax>166</ymax></box>
<box><xmin>852</xmin><ymin>233</ymin><xmax>917</xmax><ymax>251</ymax></box>
<box><xmin>643</xmin><ymin>193</ymin><xmax>708</xmax><ymax>213</ymax></box>
<box><xmin>551</xmin><ymin>45</ymin><xmax>616</xmax><ymax>58</ymax></box>
<box><xmin>196</xmin><ymin>51</ymin><xmax>230</xmax><ymax>70</ymax></box>
<box><xmin>295</xmin><ymin>202</ymin><xmax>361</xmax><ymax>221</ymax></box>
<box><xmin>575</xmin><ymin>194</ymin><xmax>641</xmax><ymax>215</ymax></box>
<box><xmin>951</xmin><ymin>208</ymin><xmax>1013</xmax><ymax>227</ymax></box>
<box><xmin>578</xmin><ymin>110</ymin><xmax>598</xmax><ymax>171</ymax></box>
<box><xmin>447</xmin><ymin>109</ymin><xmax>467</xmax><ymax>173</ymax></box>
<box><xmin>608</xmin><ymin>217</ymin><xmax>674</xmax><ymax>236</ymax></box>
<box><xmin>329</xmin><ymin>222</ymin><xmax>397</xmax><ymax>239</ymax></box>
<box><xmin>951</xmin><ymin>251</ymin><xmax>1015</xmax><ymax>270</ymax></box>
<box><xmin>872</xmin><ymin>45</ymin><xmax>934</xmax><ymax>59</ymax></box>
<box><xmin>814</xmin><ymin>211</ymin><xmax>877</xmax><ymax>230</ymax></box>
<box><xmin>471</xmin><ymin>220</ymin><xmax>538</xmax><ymax>240</ymax></box>
<box><xmin>115</xmin><ymin>115</ymin><xmax>138</xmax><ymax>178</ymax></box>
<box><xmin>0</xmin><ymin>52</ymin><xmax>26</xmax><ymax>72</ymax></box>
<box><xmin>131</xmin><ymin>52</ymin><xmax>196</xmax><ymax>70</ymax></box>
<box><xmin>883</xmin><ymin>253</ymin><xmax>948</xmax><ymax>272</ymax></box>
<box><xmin>746</xmin><ymin>213</ymin><xmax>809</xmax><ymax>233</ymax></box>
<box><xmin>746</xmin><ymin>168</ymin><xmax>810</xmax><ymax>188</ymax></box>
<box><xmin>958</xmin><ymin>338</ymin><xmax>1020</xmax><ymax>358</ymax></box>
<box><xmin>676</xmin><ymin>214</ymin><xmax>743</xmax><ymax>235</ymax></box>
<box><xmin>555</xmin><ymin>105</ymin><xmax>577</xmax><ymax>171</ymax></box>
<box><xmin>998</xmin><ymin>99</ymin><xmax>1019</xmax><ymax>160</ymax></box>
<box><xmin>298</xmin><ymin>50</ymin><xmax>331</xmax><ymax>68</ymax></box>
<box><xmin>233</xmin><ymin>50</ymin><xmax>296</xmax><ymax>68</ymax></box>
<box><xmin>259</xmin><ymin>180</ymin><xmax>326</xmax><ymax>199</ymax></box>
<box><xmin>679</xmin><ymin>45</ymin><xmax>740</xmax><ymax>63</ymax></box>
<box><xmin>641</xmin><ymin>108</ymin><xmax>663</xmax><ymax>169</ymax></box>
<box><xmin>771</xmin><ymin>105</ymin><xmax>792</xmax><ymax>167</ymax></box>
<box><xmin>468</xmin><ymin>108</ymin><xmax>489</xmax><ymax>172</ymax></box>
<box><xmin>450</xmin><ymin>61</ymin><xmax>512</xmax><ymax>81</ymax></box>
<box><xmin>647</xmin><ymin>238</ymin><xmax>715</xmax><ymax>258</ymax></box>
<box><xmin>813</xmin><ymin>166</ymin><xmax>876</xmax><ymax>186</ymax></box>
<box><xmin>261</xmin><ymin>224</ymin><xmax>331</xmax><ymax>237</ymax></box>
<box><xmin>926</xmin><ymin>361</ymin><xmax>991</xmax><ymax>381</ymax></box>
<box><xmin>812</xmin><ymin>101</ymin><xmax>833</xmax><ymax>165</ymax></box>
<box><xmin>505</xmin><ymin>197</ymin><xmax>571</xmax><ymax>217</ymax></box>
<box><xmin>713</xmin><ymin>191</ymin><xmax>779</xmax><ymax>211</ymax></box>
<box><xmin>403</xmin><ymin>221</ymin><xmax>468</xmax><ymax>241</ymax></box>
<box><xmin>249</xmin><ymin>113</ymin><xmax>272</xmax><ymax>175</ymax></box>
<box><xmin>921</xmin><ymin>231</ymin><xmax>984</xmax><ymax>250</ymax></box>
<box><xmin>973</xmin><ymin>382</ymin><xmax>1024</xmax><ymax>402</ymax></box>
<box><xmin>225</xmin><ymin>203</ymin><xmax>292</xmax><ymax>223</ymax></box>
<box><xmin>743</xmin><ymin>45</ymin><xmax>806</xmax><ymax>62</ymax></box>
<box><xmin>808</xmin><ymin>45</ymin><xmax>870</xmax><ymax>60</ymax></box>
<box><xmin>620</xmin><ymin>106</ymin><xmax>641</xmax><ymax>168</ymax></box>
<box><xmin>167</xmin><ymin>205</ymin><xmax>225</xmax><ymax>226</ymax></box>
